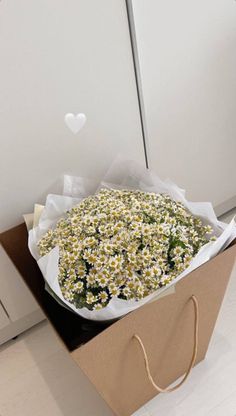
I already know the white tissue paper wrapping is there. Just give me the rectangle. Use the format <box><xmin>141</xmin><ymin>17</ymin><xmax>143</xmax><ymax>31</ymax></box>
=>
<box><xmin>28</xmin><ymin>156</ymin><xmax>236</xmax><ymax>321</ymax></box>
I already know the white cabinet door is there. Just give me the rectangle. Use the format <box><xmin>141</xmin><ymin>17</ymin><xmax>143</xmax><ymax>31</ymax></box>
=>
<box><xmin>0</xmin><ymin>301</ymin><xmax>10</xmax><ymax>331</ymax></box>
<box><xmin>0</xmin><ymin>0</ymin><xmax>145</xmax><ymax>232</ymax></box>
<box><xmin>131</xmin><ymin>0</ymin><xmax>236</xmax><ymax>210</ymax></box>
<box><xmin>0</xmin><ymin>246</ymin><xmax>41</xmax><ymax>322</ymax></box>
<box><xmin>0</xmin><ymin>245</ymin><xmax>45</xmax><ymax>344</ymax></box>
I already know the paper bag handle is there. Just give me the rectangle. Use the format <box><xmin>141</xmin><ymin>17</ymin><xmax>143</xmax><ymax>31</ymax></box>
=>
<box><xmin>133</xmin><ymin>295</ymin><xmax>199</xmax><ymax>393</ymax></box>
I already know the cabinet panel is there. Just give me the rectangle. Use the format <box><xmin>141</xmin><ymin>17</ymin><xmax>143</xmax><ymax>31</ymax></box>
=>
<box><xmin>0</xmin><ymin>301</ymin><xmax>10</xmax><ymax>331</ymax></box>
<box><xmin>0</xmin><ymin>0</ymin><xmax>145</xmax><ymax>232</ymax></box>
<box><xmin>0</xmin><ymin>246</ymin><xmax>41</xmax><ymax>322</ymax></box>
<box><xmin>132</xmin><ymin>0</ymin><xmax>236</xmax><ymax>207</ymax></box>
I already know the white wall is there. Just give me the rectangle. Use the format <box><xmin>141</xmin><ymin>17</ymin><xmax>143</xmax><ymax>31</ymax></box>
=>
<box><xmin>132</xmin><ymin>0</ymin><xmax>236</xmax><ymax>208</ymax></box>
<box><xmin>0</xmin><ymin>0</ymin><xmax>145</xmax><ymax>232</ymax></box>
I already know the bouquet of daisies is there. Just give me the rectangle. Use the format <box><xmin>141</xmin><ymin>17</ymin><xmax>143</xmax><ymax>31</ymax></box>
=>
<box><xmin>38</xmin><ymin>189</ymin><xmax>215</xmax><ymax>312</ymax></box>
<box><xmin>29</xmin><ymin>157</ymin><xmax>236</xmax><ymax>321</ymax></box>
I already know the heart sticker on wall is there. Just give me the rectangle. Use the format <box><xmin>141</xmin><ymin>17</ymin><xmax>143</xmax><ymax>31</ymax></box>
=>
<box><xmin>64</xmin><ymin>113</ymin><xmax>87</xmax><ymax>134</ymax></box>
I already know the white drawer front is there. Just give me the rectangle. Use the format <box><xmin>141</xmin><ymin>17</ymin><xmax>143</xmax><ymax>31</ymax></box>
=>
<box><xmin>0</xmin><ymin>246</ymin><xmax>40</xmax><ymax>322</ymax></box>
<box><xmin>0</xmin><ymin>301</ymin><xmax>10</xmax><ymax>331</ymax></box>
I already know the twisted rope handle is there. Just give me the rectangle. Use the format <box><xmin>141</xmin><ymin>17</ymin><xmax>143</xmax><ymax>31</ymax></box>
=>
<box><xmin>133</xmin><ymin>295</ymin><xmax>199</xmax><ymax>393</ymax></box>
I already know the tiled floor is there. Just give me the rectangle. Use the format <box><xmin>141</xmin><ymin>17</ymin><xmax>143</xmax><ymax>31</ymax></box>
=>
<box><xmin>0</xmin><ymin>210</ymin><xmax>235</xmax><ymax>416</ymax></box>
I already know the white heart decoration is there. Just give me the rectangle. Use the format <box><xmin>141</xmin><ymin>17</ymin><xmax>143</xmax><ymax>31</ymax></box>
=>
<box><xmin>64</xmin><ymin>113</ymin><xmax>87</xmax><ymax>134</ymax></box>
